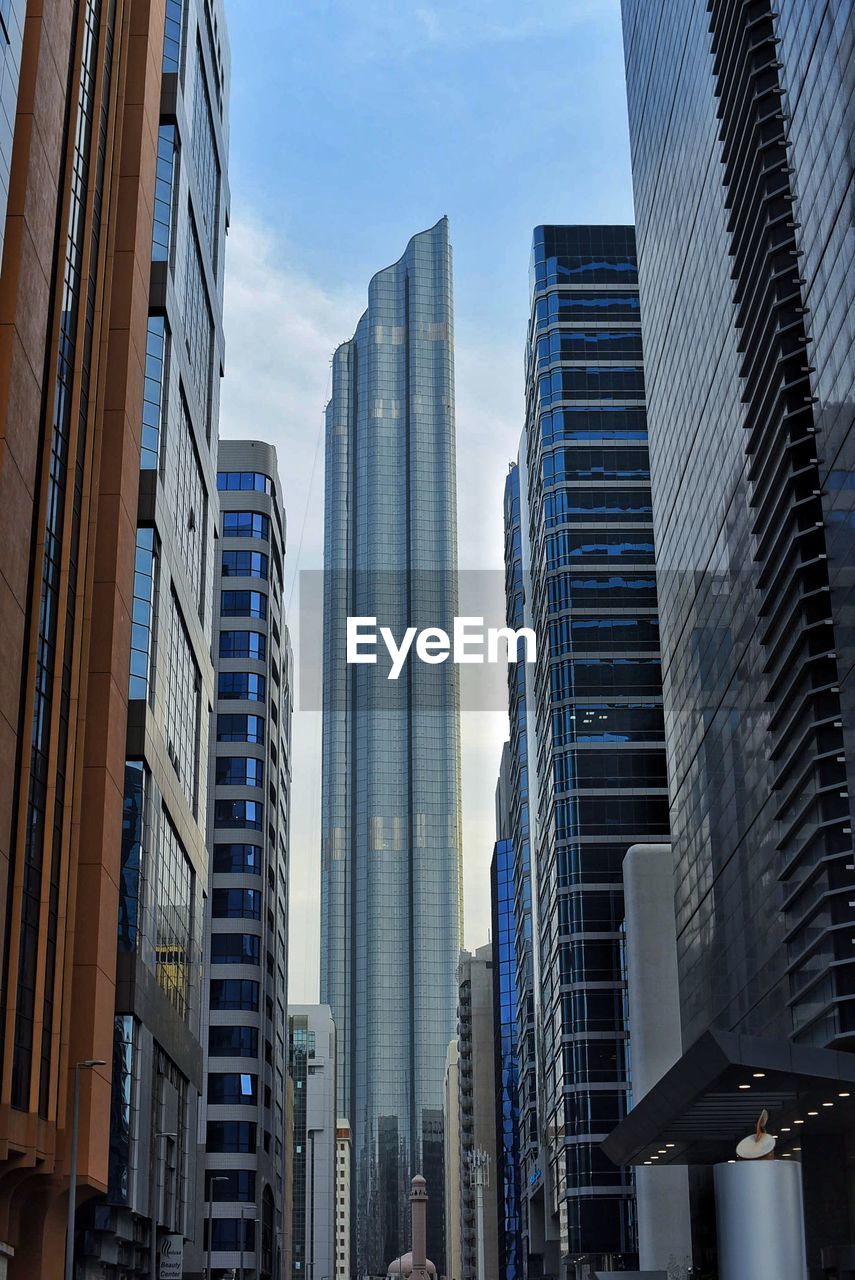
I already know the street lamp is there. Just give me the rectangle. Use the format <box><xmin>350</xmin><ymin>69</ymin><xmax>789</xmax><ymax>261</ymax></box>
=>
<box><xmin>236</xmin><ymin>1208</ymin><xmax>261</xmax><ymax>1280</ymax></box>
<box><xmin>206</xmin><ymin>1174</ymin><xmax>230</xmax><ymax>1280</ymax></box>
<box><xmin>64</xmin><ymin>1058</ymin><xmax>107</xmax><ymax>1280</ymax></box>
<box><xmin>150</xmin><ymin>1131</ymin><xmax>177</xmax><ymax>1280</ymax></box>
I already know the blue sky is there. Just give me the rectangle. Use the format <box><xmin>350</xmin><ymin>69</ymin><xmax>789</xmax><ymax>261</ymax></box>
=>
<box><xmin>220</xmin><ymin>0</ymin><xmax>634</xmax><ymax>997</ymax></box>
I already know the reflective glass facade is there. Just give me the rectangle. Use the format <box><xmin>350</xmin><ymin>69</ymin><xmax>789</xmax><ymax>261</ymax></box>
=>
<box><xmin>491</xmin><ymin>839</ymin><xmax>523</xmax><ymax>1280</ymax></box>
<box><xmin>621</xmin><ymin>0</ymin><xmax>855</xmax><ymax>1267</ymax></box>
<box><xmin>320</xmin><ymin>218</ymin><xmax>462</xmax><ymax>1275</ymax></box>
<box><xmin>514</xmin><ymin>227</ymin><xmax>670</xmax><ymax>1269</ymax></box>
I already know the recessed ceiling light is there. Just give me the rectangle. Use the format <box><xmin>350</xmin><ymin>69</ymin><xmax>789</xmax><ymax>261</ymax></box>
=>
<box><xmin>782</xmin><ymin>1153</ymin><xmax>791</xmax><ymax>1158</ymax></box>
<box><xmin>839</xmin><ymin>1092</ymin><xmax>851</xmax><ymax>1098</ymax></box>
<box><xmin>808</xmin><ymin>1110</ymin><xmax>818</xmax><ymax>1117</ymax></box>
<box><xmin>823</xmin><ymin>1102</ymin><xmax>833</xmax><ymax>1108</ymax></box>
<box><xmin>794</xmin><ymin>1120</ymin><xmax>804</xmax><ymax>1125</ymax></box>
<box><xmin>665</xmin><ymin>1143</ymin><xmax>675</xmax><ymax>1149</ymax></box>
<box><xmin>658</xmin><ymin>1149</ymin><xmax>667</xmax><ymax>1154</ymax></box>
<box><xmin>781</xmin><ymin>1127</ymin><xmax>791</xmax><ymax>1133</ymax></box>
<box><xmin>644</xmin><ymin>1161</ymin><xmax>651</xmax><ymax>1166</ymax></box>
<box><xmin>752</xmin><ymin>1072</ymin><xmax>766</xmax><ymax>1079</ymax></box>
<box><xmin>793</xmin><ymin>1146</ymin><xmax>801</xmax><ymax>1152</ymax></box>
<box><xmin>738</xmin><ymin>1084</ymin><xmax>751</xmax><ymax>1090</ymax></box>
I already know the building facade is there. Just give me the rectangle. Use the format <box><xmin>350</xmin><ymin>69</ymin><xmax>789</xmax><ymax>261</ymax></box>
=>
<box><xmin>490</xmin><ymin>833</ymin><xmax>523</xmax><ymax>1280</ymax></box>
<box><xmin>188</xmin><ymin>439</ymin><xmax>291</xmax><ymax>1280</ymax></box>
<box><xmin>336</xmin><ymin>1119</ymin><xmax>352</xmax><ymax>1280</ymax></box>
<box><xmin>289</xmin><ymin>1007</ymin><xmax>337</xmax><ymax>1280</ymax></box>
<box><xmin>457</xmin><ymin>946</ymin><xmax>499</xmax><ymax>1280</ymax></box>
<box><xmin>320</xmin><ymin>217</ymin><xmax>462</xmax><ymax>1275</ymax></box>
<box><xmin>0</xmin><ymin>0</ymin><xmax>24</xmax><ymax>265</ymax></box>
<box><xmin>0</xmin><ymin>1</ymin><xmax>225</xmax><ymax>1275</ymax></box>
<box><xmin>502</xmin><ymin>463</ymin><xmax>547</xmax><ymax>1274</ymax></box>
<box><xmin>512</xmin><ymin>225</ymin><xmax>671</xmax><ymax>1273</ymax></box>
<box><xmin>82</xmin><ymin>2</ymin><xmax>230</xmax><ymax>1274</ymax></box>
<box><xmin>616</xmin><ymin>1</ymin><xmax>855</xmax><ymax>1272</ymax></box>
<box><xmin>443</xmin><ymin>1041</ymin><xmax>462</xmax><ymax>1280</ymax></box>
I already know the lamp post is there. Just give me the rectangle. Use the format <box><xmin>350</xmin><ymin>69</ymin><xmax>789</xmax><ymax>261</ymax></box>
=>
<box><xmin>239</xmin><ymin>1209</ymin><xmax>263</xmax><ymax>1280</ymax></box>
<box><xmin>206</xmin><ymin>1175</ymin><xmax>230</xmax><ymax>1280</ymax></box>
<box><xmin>64</xmin><ymin>1058</ymin><xmax>107</xmax><ymax>1280</ymax></box>
<box><xmin>149</xmin><ymin>1131</ymin><xmax>177</xmax><ymax>1280</ymax></box>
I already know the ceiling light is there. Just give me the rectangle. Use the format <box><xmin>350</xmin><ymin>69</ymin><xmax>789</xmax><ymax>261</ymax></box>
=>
<box><xmin>839</xmin><ymin>1092</ymin><xmax>850</xmax><ymax>1098</ymax></box>
<box><xmin>738</xmin><ymin>1084</ymin><xmax>751</xmax><ymax>1090</ymax></box>
<box><xmin>780</xmin><ymin>1127</ymin><xmax>791</xmax><ymax>1133</ymax></box>
<box><xmin>808</xmin><ymin>1110</ymin><xmax>818</xmax><ymax>1116</ymax></box>
<box><xmin>665</xmin><ymin>1143</ymin><xmax>675</xmax><ymax>1149</ymax></box>
<box><xmin>823</xmin><ymin>1102</ymin><xmax>833</xmax><ymax>1108</ymax></box>
<box><xmin>794</xmin><ymin>1120</ymin><xmax>804</xmax><ymax>1125</ymax></box>
<box><xmin>752</xmin><ymin>1072</ymin><xmax>766</xmax><ymax>1079</ymax></box>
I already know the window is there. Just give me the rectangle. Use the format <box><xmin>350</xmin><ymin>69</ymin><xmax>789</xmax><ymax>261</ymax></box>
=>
<box><xmin>208</xmin><ymin>1072</ymin><xmax>257</xmax><ymax>1104</ymax></box>
<box><xmin>217</xmin><ymin>713</ymin><xmax>264</xmax><ymax>744</ymax></box>
<box><xmin>214</xmin><ymin>799</ymin><xmax>264</xmax><ymax>831</ymax></box>
<box><xmin>222</xmin><ymin>550</ymin><xmax>268</xmax><ymax>579</ymax></box>
<box><xmin>213</xmin><ymin>844</ymin><xmax>262</xmax><ymax>874</ymax></box>
<box><xmin>154</xmin><ymin>813</ymin><xmax>197</xmax><ymax>1020</ymax></box>
<box><xmin>169</xmin><ymin>389</ymin><xmax>208</xmax><ymax>612</ymax></box>
<box><xmin>165</xmin><ymin>592</ymin><xmax>201</xmax><ymax>809</ymax></box>
<box><xmin>208</xmin><ymin>1025</ymin><xmax>258</xmax><ymax>1058</ymax></box>
<box><xmin>206</xmin><ymin>1170</ymin><xmax>256</xmax><ymax>1202</ymax></box>
<box><xmin>212</xmin><ymin>888</ymin><xmax>262</xmax><ymax>920</ymax></box>
<box><xmin>219</xmin><ymin>627</ymin><xmax>266</xmax><ymax>658</ymax></box>
<box><xmin>223</xmin><ymin>511</ymin><xmax>269</xmax><ymax>540</ymax></box>
<box><xmin>209</xmin><ymin>979</ymin><xmax>260</xmax><ymax>1011</ymax></box>
<box><xmin>119</xmin><ymin>763</ymin><xmax>146</xmax><ymax>953</ymax></box>
<box><xmin>210</xmin><ymin>934</ymin><xmax>260</xmax><ymax>965</ymax></box>
<box><xmin>140</xmin><ymin>318</ymin><xmax>168</xmax><ymax>468</ymax></box>
<box><xmin>221</xmin><ymin>590</ymin><xmax>267</xmax><ymax>619</ymax></box>
<box><xmin>205</xmin><ymin>1122</ymin><xmax>256</xmax><ymax>1154</ymax></box>
<box><xmin>205</xmin><ymin>1218</ymin><xmax>255</xmax><ymax>1250</ymax></box>
<box><xmin>151</xmin><ymin>126</ymin><xmax>178</xmax><ymax>263</ymax></box>
<box><xmin>129</xmin><ymin>529</ymin><xmax>157</xmax><ymax>699</ymax></box>
<box><xmin>182</xmin><ymin>212</ymin><xmax>213</xmax><ymax>416</ymax></box>
<box><xmin>217</xmin><ymin>471</ymin><xmax>273</xmax><ymax>494</ymax></box>
<box><xmin>192</xmin><ymin>36</ymin><xmax>220</xmax><ymax>267</ymax></box>
<box><xmin>216</xmin><ymin>757</ymin><xmax>264</xmax><ymax>788</ymax></box>
<box><xmin>162</xmin><ymin>0</ymin><xmax>183</xmax><ymax>72</ymax></box>
<box><xmin>218</xmin><ymin>671</ymin><xmax>266</xmax><ymax>702</ymax></box>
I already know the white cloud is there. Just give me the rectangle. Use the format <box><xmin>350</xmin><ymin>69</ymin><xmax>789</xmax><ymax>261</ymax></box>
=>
<box><xmin>348</xmin><ymin>0</ymin><xmax>614</xmax><ymax>57</ymax></box>
<box><xmin>220</xmin><ymin>212</ymin><xmax>522</xmax><ymax>995</ymax></box>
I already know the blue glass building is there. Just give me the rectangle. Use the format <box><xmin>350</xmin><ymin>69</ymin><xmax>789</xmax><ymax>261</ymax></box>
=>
<box><xmin>511</xmin><ymin>226</ymin><xmax>671</xmax><ymax>1272</ymax></box>
<box><xmin>320</xmin><ymin>218</ymin><xmax>462</xmax><ymax>1276</ymax></box>
<box><xmin>491</xmin><ymin>834</ymin><xmax>523</xmax><ymax>1280</ymax></box>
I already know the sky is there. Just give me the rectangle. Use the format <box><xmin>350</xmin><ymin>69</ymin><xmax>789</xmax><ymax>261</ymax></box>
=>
<box><xmin>219</xmin><ymin>0</ymin><xmax>635</xmax><ymax>1001</ymax></box>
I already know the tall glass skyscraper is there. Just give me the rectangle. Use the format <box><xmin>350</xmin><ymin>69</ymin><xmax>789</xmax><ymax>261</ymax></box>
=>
<box><xmin>320</xmin><ymin>217</ymin><xmax>462</xmax><ymax>1275</ymax></box>
<box><xmin>611</xmin><ymin>1</ymin><xmax>855</xmax><ymax>1270</ymax></box>
<box><xmin>511</xmin><ymin>226</ymin><xmax>671</xmax><ymax>1272</ymax></box>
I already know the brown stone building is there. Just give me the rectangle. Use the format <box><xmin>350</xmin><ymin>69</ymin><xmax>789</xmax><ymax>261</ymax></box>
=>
<box><xmin>0</xmin><ymin>1</ymin><xmax>229</xmax><ymax>1275</ymax></box>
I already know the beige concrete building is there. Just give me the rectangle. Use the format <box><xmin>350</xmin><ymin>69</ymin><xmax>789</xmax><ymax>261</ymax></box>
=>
<box><xmin>443</xmin><ymin>1041</ymin><xmax>461</xmax><ymax>1280</ymax></box>
<box><xmin>336</xmin><ymin>1119</ymin><xmax>352</xmax><ymax>1280</ymax></box>
<box><xmin>457</xmin><ymin>947</ymin><xmax>499</xmax><ymax>1280</ymax></box>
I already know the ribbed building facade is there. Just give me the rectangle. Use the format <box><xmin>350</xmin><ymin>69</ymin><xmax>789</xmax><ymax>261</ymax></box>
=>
<box><xmin>320</xmin><ymin>217</ymin><xmax>462</xmax><ymax>1275</ymax></box>
<box><xmin>513</xmin><ymin>225</ymin><xmax>671</xmax><ymax>1272</ymax></box>
<box><xmin>457</xmin><ymin>946</ymin><xmax>499</xmax><ymax>1280</ymax></box>
<box><xmin>620</xmin><ymin>0</ymin><xmax>855</xmax><ymax>1270</ymax></box>
<box><xmin>189</xmin><ymin>439</ymin><xmax>291</xmax><ymax>1280</ymax></box>
<box><xmin>0</xmin><ymin>1</ymin><xmax>225</xmax><ymax>1275</ymax></box>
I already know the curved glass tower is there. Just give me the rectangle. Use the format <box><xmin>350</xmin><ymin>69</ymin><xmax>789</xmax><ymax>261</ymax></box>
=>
<box><xmin>321</xmin><ymin>217</ymin><xmax>462</xmax><ymax>1276</ymax></box>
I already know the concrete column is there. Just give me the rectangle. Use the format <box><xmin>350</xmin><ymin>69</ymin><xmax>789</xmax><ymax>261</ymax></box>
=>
<box><xmin>714</xmin><ymin>1161</ymin><xmax>807</xmax><ymax>1280</ymax></box>
<box><xmin>622</xmin><ymin>844</ymin><xmax>693</xmax><ymax>1273</ymax></box>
